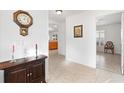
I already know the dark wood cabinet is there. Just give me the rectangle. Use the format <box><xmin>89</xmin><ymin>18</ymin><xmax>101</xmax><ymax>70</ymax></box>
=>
<box><xmin>0</xmin><ymin>55</ymin><xmax>47</xmax><ymax>83</ymax></box>
<box><xmin>5</xmin><ymin>67</ymin><xmax>27</xmax><ymax>83</ymax></box>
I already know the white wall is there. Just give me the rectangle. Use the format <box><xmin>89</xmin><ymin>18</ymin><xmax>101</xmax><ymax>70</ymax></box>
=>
<box><xmin>0</xmin><ymin>10</ymin><xmax>49</xmax><ymax>62</ymax></box>
<box><xmin>96</xmin><ymin>23</ymin><xmax>121</xmax><ymax>54</ymax></box>
<box><xmin>66</xmin><ymin>12</ymin><xmax>96</xmax><ymax>68</ymax></box>
<box><xmin>58</xmin><ymin>22</ymin><xmax>66</xmax><ymax>56</ymax></box>
<box><xmin>121</xmin><ymin>12</ymin><xmax>124</xmax><ymax>74</ymax></box>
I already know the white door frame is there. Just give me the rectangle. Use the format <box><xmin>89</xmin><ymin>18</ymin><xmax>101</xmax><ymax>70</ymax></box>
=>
<box><xmin>96</xmin><ymin>11</ymin><xmax>124</xmax><ymax>75</ymax></box>
<box><xmin>121</xmin><ymin>12</ymin><xmax>124</xmax><ymax>75</ymax></box>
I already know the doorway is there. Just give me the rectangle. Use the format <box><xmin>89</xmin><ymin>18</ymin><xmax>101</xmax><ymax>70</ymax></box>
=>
<box><xmin>96</xmin><ymin>13</ymin><xmax>122</xmax><ymax>74</ymax></box>
<box><xmin>49</xmin><ymin>23</ymin><xmax>59</xmax><ymax>56</ymax></box>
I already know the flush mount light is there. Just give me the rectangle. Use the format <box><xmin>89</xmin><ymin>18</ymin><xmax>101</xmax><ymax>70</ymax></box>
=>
<box><xmin>56</xmin><ymin>10</ymin><xmax>63</xmax><ymax>15</ymax></box>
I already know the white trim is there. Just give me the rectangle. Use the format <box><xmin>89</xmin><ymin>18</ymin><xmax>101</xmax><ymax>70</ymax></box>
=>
<box><xmin>121</xmin><ymin>13</ymin><xmax>124</xmax><ymax>75</ymax></box>
<box><xmin>0</xmin><ymin>70</ymin><xmax>4</xmax><ymax>83</ymax></box>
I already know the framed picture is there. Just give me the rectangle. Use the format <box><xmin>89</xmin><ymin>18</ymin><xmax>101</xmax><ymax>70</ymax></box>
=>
<box><xmin>74</xmin><ymin>25</ymin><xmax>83</xmax><ymax>38</ymax></box>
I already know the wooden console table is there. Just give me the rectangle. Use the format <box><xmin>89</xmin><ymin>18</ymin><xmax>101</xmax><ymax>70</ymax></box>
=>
<box><xmin>0</xmin><ymin>55</ymin><xmax>47</xmax><ymax>83</ymax></box>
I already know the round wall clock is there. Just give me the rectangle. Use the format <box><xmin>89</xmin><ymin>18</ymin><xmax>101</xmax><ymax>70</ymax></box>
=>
<box><xmin>13</xmin><ymin>10</ymin><xmax>33</xmax><ymax>36</ymax></box>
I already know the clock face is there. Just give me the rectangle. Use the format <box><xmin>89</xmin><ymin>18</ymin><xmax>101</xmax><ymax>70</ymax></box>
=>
<box><xmin>17</xmin><ymin>13</ymin><xmax>31</xmax><ymax>25</ymax></box>
<box><xmin>13</xmin><ymin>10</ymin><xmax>33</xmax><ymax>36</ymax></box>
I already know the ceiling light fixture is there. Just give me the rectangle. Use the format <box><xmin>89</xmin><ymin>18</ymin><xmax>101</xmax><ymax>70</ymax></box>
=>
<box><xmin>56</xmin><ymin>10</ymin><xmax>63</xmax><ymax>15</ymax></box>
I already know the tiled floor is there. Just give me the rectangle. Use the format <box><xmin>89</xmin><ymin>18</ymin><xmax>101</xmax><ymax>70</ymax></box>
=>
<box><xmin>97</xmin><ymin>52</ymin><xmax>121</xmax><ymax>74</ymax></box>
<box><xmin>48</xmin><ymin>50</ymin><xmax>124</xmax><ymax>83</ymax></box>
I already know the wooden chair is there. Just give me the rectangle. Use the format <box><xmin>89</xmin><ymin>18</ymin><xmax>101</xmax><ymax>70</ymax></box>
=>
<box><xmin>104</xmin><ymin>41</ymin><xmax>114</xmax><ymax>54</ymax></box>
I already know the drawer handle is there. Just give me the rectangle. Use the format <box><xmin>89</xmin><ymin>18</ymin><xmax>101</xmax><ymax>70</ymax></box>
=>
<box><xmin>30</xmin><ymin>73</ymin><xmax>32</xmax><ymax>76</ymax></box>
<box><xmin>27</xmin><ymin>73</ymin><xmax>30</xmax><ymax>77</ymax></box>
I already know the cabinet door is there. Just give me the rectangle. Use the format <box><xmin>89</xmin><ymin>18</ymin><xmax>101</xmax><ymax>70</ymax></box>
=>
<box><xmin>5</xmin><ymin>68</ymin><xmax>27</xmax><ymax>83</ymax></box>
<box><xmin>30</xmin><ymin>62</ymin><xmax>43</xmax><ymax>83</ymax></box>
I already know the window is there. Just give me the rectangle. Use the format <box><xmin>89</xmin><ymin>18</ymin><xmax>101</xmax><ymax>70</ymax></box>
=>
<box><xmin>96</xmin><ymin>30</ymin><xmax>105</xmax><ymax>46</ymax></box>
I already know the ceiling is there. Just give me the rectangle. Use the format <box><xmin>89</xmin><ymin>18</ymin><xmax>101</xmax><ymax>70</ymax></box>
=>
<box><xmin>49</xmin><ymin>11</ymin><xmax>122</xmax><ymax>32</ymax></box>
<box><xmin>49</xmin><ymin>10</ymin><xmax>85</xmax><ymax>32</ymax></box>
<box><xmin>96</xmin><ymin>13</ymin><xmax>121</xmax><ymax>26</ymax></box>
<box><xmin>49</xmin><ymin>10</ymin><xmax>85</xmax><ymax>23</ymax></box>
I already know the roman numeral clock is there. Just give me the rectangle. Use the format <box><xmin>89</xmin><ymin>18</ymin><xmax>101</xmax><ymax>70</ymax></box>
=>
<box><xmin>13</xmin><ymin>10</ymin><xmax>33</xmax><ymax>36</ymax></box>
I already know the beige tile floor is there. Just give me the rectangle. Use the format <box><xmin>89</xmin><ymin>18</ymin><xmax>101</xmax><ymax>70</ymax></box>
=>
<box><xmin>96</xmin><ymin>52</ymin><xmax>121</xmax><ymax>74</ymax></box>
<box><xmin>48</xmin><ymin>50</ymin><xmax>124</xmax><ymax>83</ymax></box>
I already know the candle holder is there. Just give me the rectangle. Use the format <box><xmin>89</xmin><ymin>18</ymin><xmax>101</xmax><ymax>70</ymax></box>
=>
<box><xmin>10</xmin><ymin>53</ymin><xmax>16</xmax><ymax>63</ymax></box>
<box><xmin>36</xmin><ymin>44</ymin><xmax>38</xmax><ymax>58</ymax></box>
<box><xmin>36</xmin><ymin>51</ymin><xmax>38</xmax><ymax>59</ymax></box>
